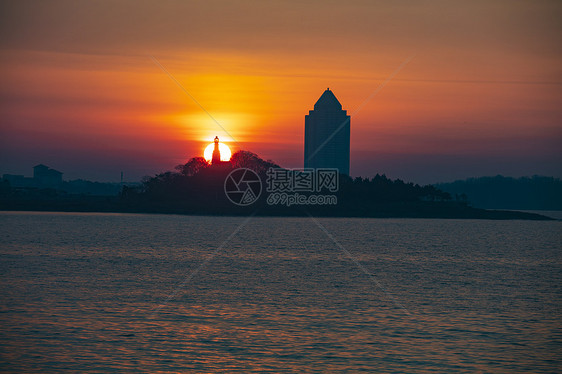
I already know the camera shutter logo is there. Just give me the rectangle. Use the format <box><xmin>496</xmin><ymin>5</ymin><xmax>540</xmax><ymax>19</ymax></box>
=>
<box><xmin>224</xmin><ymin>168</ymin><xmax>262</xmax><ymax>206</ymax></box>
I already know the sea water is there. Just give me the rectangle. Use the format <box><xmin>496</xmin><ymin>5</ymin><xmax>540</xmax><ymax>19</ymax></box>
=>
<box><xmin>0</xmin><ymin>212</ymin><xmax>560</xmax><ymax>372</ymax></box>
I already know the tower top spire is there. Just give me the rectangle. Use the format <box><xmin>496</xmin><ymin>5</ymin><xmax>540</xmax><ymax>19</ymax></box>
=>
<box><xmin>314</xmin><ymin>88</ymin><xmax>342</xmax><ymax>111</ymax></box>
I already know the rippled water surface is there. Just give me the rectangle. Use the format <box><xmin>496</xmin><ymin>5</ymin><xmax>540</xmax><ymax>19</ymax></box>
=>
<box><xmin>0</xmin><ymin>211</ymin><xmax>561</xmax><ymax>372</ymax></box>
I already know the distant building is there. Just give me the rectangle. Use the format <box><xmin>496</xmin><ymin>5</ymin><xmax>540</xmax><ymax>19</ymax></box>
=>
<box><xmin>33</xmin><ymin>164</ymin><xmax>63</xmax><ymax>187</ymax></box>
<box><xmin>304</xmin><ymin>88</ymin><xmax>350</xmax><ymax>175</ymax></box>
<box><xmin>2</xmin><ymin>174</ymin><xmax>35</xmax><ymax>188</ymax></box>
<box><xmin>2</xmin><ymin>164</ymin><xmax>63</xmax><ymax>189</ymax></box>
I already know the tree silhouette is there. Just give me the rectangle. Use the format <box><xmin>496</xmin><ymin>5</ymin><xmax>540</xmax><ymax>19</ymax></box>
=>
<box><xmin>127</xmin><ymin>150</ymin><xmax>462</xmax><ymax>216</ymax></box>
<box><xmin>175</xmin><ymin>157</ymin><xmax>209</xmax><ymax>176</ymax></box>
<box><xmin>230</xmin><ymin>150</ymin><xmax>279</xmax><ymax>176</ymax></box>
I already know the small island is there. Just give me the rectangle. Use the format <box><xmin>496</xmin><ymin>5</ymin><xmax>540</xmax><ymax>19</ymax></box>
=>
<box><xmin>0</xmin><ymin>149</ymin><xmax>552</xmax><ymax>220</ymax></box>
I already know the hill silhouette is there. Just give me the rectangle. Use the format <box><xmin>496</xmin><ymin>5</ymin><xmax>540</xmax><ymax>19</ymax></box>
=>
<box><xmin>436</xmin><ymin>175</ymin><xmax>562</xmax><ymax>210</ymax></box>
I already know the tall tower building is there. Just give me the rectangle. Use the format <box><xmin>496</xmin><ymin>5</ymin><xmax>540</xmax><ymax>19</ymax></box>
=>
<box><xmin>304</xmin><ymin>88</ymin><xmax>350</xmax><ymax>175</ymax></box>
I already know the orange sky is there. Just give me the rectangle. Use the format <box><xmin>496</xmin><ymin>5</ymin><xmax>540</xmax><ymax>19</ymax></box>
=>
<box><xmin>0</xmin><ymin>0</ymin><xmax>560</xmax><ymax>183</ymax></box>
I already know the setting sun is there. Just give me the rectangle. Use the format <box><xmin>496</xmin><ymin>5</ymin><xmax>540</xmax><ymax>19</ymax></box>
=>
<box><xmin>203</xmin><ymin>141</ymin><xmax>231</xmax><ymax>163</ymax></box>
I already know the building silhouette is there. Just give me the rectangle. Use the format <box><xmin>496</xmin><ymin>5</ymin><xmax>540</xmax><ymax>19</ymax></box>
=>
<box><xmin>2</xmin><ymin>174</ymin><xmax>35</xmax><ymax>188</ymax></box>
<box><xmin>33</xmin><ymin>164</ymin><xmax>63</xmax><ymax>187</ymax></box>
<box><xmin>3</xmin><ymin>164</ymin><xmax>63</xmax><ymax>189</ymax></box>
<box><xmin>304</xmin><ymin>88</ymin><xmax>350</xmax><ymax>175</ymax></box>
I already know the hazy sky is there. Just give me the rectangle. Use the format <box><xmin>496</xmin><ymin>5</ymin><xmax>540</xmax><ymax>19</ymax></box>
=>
<box><xmin>1</xmin><ymin>0</ymin><xmax>561</xmax><ymax>183</ymax></box>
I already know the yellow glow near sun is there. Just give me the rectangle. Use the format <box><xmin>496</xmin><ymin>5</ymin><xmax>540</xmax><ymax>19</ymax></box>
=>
<box><xmin>173</xmin><ymin>112</ymin><xmax>255</xmax><ymax>143</ymax></box>
<box><xmin>203</xmin><ymin>142</ymin><xmax>232</xmax><ymax>163</ymax></box>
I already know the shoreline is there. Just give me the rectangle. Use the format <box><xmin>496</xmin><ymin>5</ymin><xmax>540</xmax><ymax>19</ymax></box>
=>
<box><xmin>0</xmin><ymin>201</ymin><xmax>554</xmax><ymax>221</ymax></box>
